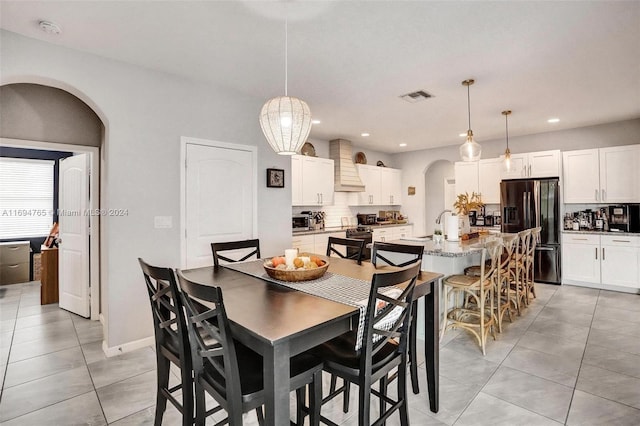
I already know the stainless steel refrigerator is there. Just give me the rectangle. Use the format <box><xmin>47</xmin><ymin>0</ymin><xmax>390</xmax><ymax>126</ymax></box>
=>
<box><xmin>501</xmin><ymin>178</ymin><xmax>561</xmax><ymax>284</ymax></box>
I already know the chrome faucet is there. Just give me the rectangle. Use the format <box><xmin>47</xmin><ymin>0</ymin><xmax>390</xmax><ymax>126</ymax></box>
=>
<box><xmin>435</xmin><ymin>209</ymin><xmax>452</xmax><ymax>224</ymax></box>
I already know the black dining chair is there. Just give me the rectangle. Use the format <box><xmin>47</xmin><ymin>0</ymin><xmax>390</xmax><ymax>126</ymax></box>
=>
<box><xmin>176</xmin><ymin>270</ymin><xmax>323</xmax><ymax>426</ymax></box>
<box><xmin>312</xmin><ymin>263</ymin><xmax>421</xmax><ymax>426</ymax></box>
<box><xmin>326</xmin><ymin>236</ymin><xmax>366</xmax><ymax>265</ymax></box>
<box><xmin>138</xmin><ymin>258</ymin><xmax>194</xmax><ymax>426</ymax></box>
<box><xmin>211</xmin><ymin>239</ymin><xmax>261</xmax><ymax>267</ymax></box>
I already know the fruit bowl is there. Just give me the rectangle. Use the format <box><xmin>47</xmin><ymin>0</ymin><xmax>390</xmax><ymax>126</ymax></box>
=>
<box><xmin>263</xmin><ymin>256</ymin><xmax>330</xmax><ymax>282</ymax></box>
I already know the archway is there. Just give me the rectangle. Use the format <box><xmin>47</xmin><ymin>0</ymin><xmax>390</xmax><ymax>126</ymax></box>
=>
<box><xmin>424</xmin><ymin>159</ymin><xmax>454</xmax><ymax>234</ymax></box>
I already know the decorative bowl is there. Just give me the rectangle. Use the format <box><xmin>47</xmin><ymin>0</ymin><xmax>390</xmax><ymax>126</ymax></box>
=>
<box><xmin>263</xmin><ymin>259</ymin><xmax>330</xmax><ymax>282</ymax></box>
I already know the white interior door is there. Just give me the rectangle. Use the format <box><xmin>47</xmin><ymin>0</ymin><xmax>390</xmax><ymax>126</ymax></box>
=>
<box><xmin>59</xmin><ymin>153</ymin><xmax>90</xmax><ymax>317</ymax></box>
<box><xmin>184</xmin><ymin>141</ymin><xmax>256</xmax><ymax>268</ymax></box>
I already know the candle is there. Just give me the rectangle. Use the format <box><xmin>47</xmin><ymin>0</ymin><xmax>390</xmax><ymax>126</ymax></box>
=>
<box><xmin>284</xmin><ymin>249</ymin><xmax>298</xmax><ymax>267</ymax></box>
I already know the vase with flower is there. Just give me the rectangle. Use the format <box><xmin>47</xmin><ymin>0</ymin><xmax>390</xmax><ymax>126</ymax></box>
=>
<box><xmin>453</xmin><ymin>192</ymin><xmax>484</xmax><ymax>236</ymax></box>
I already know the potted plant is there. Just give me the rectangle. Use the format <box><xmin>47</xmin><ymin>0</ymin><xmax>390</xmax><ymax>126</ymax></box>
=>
<box><xmin>453</xmin><ymin>192</ymin><xmax>484</xmax><ymax>235</ymax></box>
<box><xmin>433</xmin><ymin>228</ymin><xmax>443</xmax><ymax>244</ymax></box>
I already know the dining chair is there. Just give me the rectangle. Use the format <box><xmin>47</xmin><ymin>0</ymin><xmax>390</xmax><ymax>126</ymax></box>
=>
<box><xmin>311</xmin><ymin>263</ymin><xmax>421</xmax><ymax>426</ymax></box>
<box><xmin>176</xmin><ymin>270</ymin><xmax>322</xmax><ymax>426</ymax></box>
<box><xmin>138</xmin><ymin>258</ymin><xmax>194</xmax><ymax>426</ymax></box>
<box><xmin>326</xmin><ymin>236</ymin><xmax>366</xmax><ymax>265</ymax></box>
<box><xmin>211</xmin><ymin>239</ymin><xmax>261</xmax><ymax>267</ymax></box>
<box><xmin>526</xmin><ymin>227</ymin><xmax>542</xmax><ymax>304</ymax></box>
<box><xmin>440</xmin><ymin>240</ymin><xmax>502</xmax><ymax>355</ymax></box>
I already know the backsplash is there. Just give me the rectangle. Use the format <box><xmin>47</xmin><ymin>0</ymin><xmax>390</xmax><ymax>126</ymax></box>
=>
<box><xmin>292</xmin><ymin>192</ymin><xmax>401</xmax><ymax>228</ymax></box>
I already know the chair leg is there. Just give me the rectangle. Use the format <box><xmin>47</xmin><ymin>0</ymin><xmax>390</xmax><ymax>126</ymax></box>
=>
<box><xmin>309</xmin><ymin>371</ymin><xmax>322</xmax><ymax>426</ymax></box>
<box><xmin>295</xmin><ymin>387</ymin><xmax>305</xmax><ymax>426</ymax></box>
<box><xmin>329</xmin><ymin>374</ymin><xmax>338</xmax><ymax>394</ymax></box>
<box><xmin>255</xmin><ymin>407</ymin><xmax>265</xmax><ymax>426</ymax></box>
<box><xmin>154</xmin><ymin>355</ymin><xmax>170</xmax><ymax>426</ymax></box>
<box><xmin>409</xmin><ymin>302</ymin><xmax>420</xmax><ymax>394</ymax></box>
<box><xmin>379</xmin><ymin>374</ymin><xmax>388</xmax><ymax>425</ymax></box>
<box><xmin>358</xmin><ymin>377</ymin><xmax>371</xmax><ymax>426</ymax></box>
<box><xmin>180</xmin><ymin>365</ymin><xmax>194</xmax><ymax>426</ymax></box>
<box><xmin>439</xmin><ymin>286</ymin><xmax>449</xmax><ymax>342</ymax></box>
<box><xmin>398</xmin><ymin>362</ymin><xmax>409</xmax><ymax>426</ymax></box>
<box><xmin>342</xmin><ymin>380</ymin><xmax>351</xmax><ymax>413</ymax></box>
<box><xmin>194</xmin><ymin>381</ymin><xmax>206</xmax><ymax>426</ymax></box>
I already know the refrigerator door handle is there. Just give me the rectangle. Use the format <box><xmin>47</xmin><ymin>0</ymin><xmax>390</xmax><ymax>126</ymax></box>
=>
<box><xmin>536</xmin><ymin>246</ymin><xmax>555</xmax><ymax>251</ymax></box>
<box><xmin>523</xmin><ymin>192</ymin><xmax>528</xmax><ymax>227</ymax></box>
<box><xmin>533</xmin><ymin>181</ymin><xmax>541</xmax><ymax>230</ymax></box>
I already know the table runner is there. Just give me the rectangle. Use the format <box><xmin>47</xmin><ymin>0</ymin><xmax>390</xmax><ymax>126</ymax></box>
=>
<box><xmin>223</xmin><ymin>260</ymin><xmax>402</xmax><ymax>350</ymax></box>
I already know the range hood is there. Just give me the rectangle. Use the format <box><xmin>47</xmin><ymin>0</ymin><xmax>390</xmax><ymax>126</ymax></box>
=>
<box><xmin>329</xmin><ymin>139</ymin><xmax>365</xmax><ymax>192</ymax></box>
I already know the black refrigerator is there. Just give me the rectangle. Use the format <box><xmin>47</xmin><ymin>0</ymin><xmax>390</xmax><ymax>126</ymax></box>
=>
<box><xmin>500</xmin><ymin>178</ymin><xmax>561</xmax><ymax>284</ymax></box>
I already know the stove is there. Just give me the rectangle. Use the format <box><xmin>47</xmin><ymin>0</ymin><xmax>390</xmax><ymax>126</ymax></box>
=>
<box><xmin>346</xmin><ymin>227</ymin><xmax>373</xmax><ymax>260</ymax></box>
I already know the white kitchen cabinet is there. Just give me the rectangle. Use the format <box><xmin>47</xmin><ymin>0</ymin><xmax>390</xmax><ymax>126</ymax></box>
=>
<box><xmin>454</xmin><ymin>161</ymin><xmax>479</xmax><ymax>198</ymax></box>
<box><xmin>501</xmin><ymin>150</ymin><xmax>561</xmax><ymax>179</ymax></box>
<box><xmin>372</xmin><ymin>228</ymin><xmax>392</xmax><ymax>243</ymax></box>
<box><xmin>478</xmin><ymin>158</ymin><xmax>502</xmax><ymax>204</ymax></box>
<box><xmin>600</xmin><ymin>235</ymin><xmax>640</xmax><ymax>289</ymax></box>
<box><xmin>355</xmin><ymin>164</ymin><xmax>402</xmax><ymax>206</ymax></box>
<box><xmin>292</xmin><ymin>155</ymin><xmax>334</xmax><ymax>206</ymax></box>
<box><xmin>292</xmin><ymin>231</ymin><xmax>346</xmax><ymax>256</ymax></box>
<box><xmin>455</xmin><ymin>159</ymin><xmax>501</xmax><ymax>204</ymax></box>
<box><xmin>562</xmin><ymin>233</ymin><xmax>639</xmax><ymax>291</ymax></box>
<box><xmin>563</xmin><ymin>145</ymin><xmax>640</xmax><ymax>203</ymax></box>
<box><xmin>313</xmin><ymin>232</ymin><xmax>346</xmax><ymax>255</ymax></box>
<box><xmin>562</xmin><ymin>234</ymin><xmax>600</xmax><ymax>284</ymax></box>
<box><xmin>391</xmin><ymin>225</ymin><xmax>413</xmax><ymax>240</ymax></box>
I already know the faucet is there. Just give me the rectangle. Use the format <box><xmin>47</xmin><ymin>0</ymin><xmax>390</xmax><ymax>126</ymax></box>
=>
<box><xmin>435</xmin><ymin>209</ymin><xmax>452</xmax><ymax>224</ymax></box>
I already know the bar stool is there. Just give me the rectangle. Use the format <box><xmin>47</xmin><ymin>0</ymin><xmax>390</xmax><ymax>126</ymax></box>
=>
<box><xmin>510</xmin><ymin>229</ymin><xmax>531</xmax><ymax>314</ymax></box>
<box><xmin>440</xmin><ymin>240</ymin><xmax>503</xmax><ymax>355</ymax></box>
<box><xmin>496</xmin><ymin>235</ymin><xmax>518</xmax><ymax>331</ymax></box>
<box><xmin>525</xmin><ymin>227</ymin><xmax>541</xmax><ymax>304</ymax></box>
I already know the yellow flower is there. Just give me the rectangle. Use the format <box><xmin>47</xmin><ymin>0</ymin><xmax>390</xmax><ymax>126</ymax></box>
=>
<box><xmin>453</xmin><ymin>192</ymin><xmax>484</xmax><ymax>215</ymax></box>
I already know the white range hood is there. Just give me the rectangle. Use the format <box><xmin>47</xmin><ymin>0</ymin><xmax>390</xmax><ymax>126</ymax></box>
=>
<box><xmin>329</xmin><ymin>139</ymin><xmax>365</xmax><ymax>192</ymax></box>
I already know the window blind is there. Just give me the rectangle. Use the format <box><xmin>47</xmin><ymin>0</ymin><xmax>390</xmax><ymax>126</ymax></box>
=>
<box><xmin>0</xmin><ymin>158</ymin><xmax>55</xmax><ymax>239</ymax></box>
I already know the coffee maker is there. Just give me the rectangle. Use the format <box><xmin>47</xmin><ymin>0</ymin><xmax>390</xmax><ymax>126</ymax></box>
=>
<box><xmin>608</xmin><ymin>205</ymin><xmax>640</xmax><ymax>232</ymax></box>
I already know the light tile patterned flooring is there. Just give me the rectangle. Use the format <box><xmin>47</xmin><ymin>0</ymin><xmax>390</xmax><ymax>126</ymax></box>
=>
<box><xmin>1</xmin><ymin>281</ymin><xmax>639</xmax><ymax>425</ymax></box>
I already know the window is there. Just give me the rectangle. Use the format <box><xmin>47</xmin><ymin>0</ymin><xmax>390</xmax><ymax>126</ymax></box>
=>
<box><xmin>0</xmin><ymin>158</ymin><xmax>54</xmax><ymax>239</ymax></box>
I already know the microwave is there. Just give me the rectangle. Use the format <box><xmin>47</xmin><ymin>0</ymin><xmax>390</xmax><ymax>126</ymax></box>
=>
<box><xmin>292</xmin><ymin>214</ymin><xmax>311</xmax><ymax>232</ymax></box>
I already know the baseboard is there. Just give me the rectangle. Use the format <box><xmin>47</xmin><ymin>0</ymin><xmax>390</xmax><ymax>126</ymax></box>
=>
<box><xmin>102</xmin><ymin>335</ymin><xmax>154</xmax><ymax>357</ymax></box>
<box><xmin>99</xmin><ymin>313</ymin><xmax>105</xmax><ymax>325</ymax></box>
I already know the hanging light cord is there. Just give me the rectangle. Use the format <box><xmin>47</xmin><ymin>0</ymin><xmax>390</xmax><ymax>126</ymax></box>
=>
<box><xmin>467</xmin><ymin>83</ymin><xmax>471</xmax><ymax>131</ymax></box>
<box><xmin>284</xmin><ymin>17</ymin><xmax>288</xmax><ymax>97</ymax></box>
<box><xmin>505</xmin><ymin>113</ymin><xmax>509</xmax><ymax>149</ymax></box>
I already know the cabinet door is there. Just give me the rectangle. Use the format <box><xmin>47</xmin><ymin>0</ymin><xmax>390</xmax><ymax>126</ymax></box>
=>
<box><xmin>601</xmin><ymin>244</ymin><xmax>639</xmax><ymax>289</ymax></box>
<box><xmin>599</xmin><ymin>145</ymin><xmax>640</xmax><ymax>203</ymax></box>
<box><xmin>373</xmin><ymin>228</ymin><xmax>391</xmax><ymax>242</ymax></box>
<box><xmin>380</xmin><ymin>168</ymin><xmax>402</xmax><ymax>205</ymax></box>
<box><xmin>563</xmin><ymin>149</ymin><xmax>600</xmax><ymax>203</ymax></box>
<box><xmin>356</xmin><ymin>165</ymin><xmax>381</xmax><ymax>205</ymax></box>
<box><xmin>454</xmin><ymin>161</ymin><xmax>479</xmax><ymax>197</ymax></box>
<box><xmin>392</xmin><ymin>226</ymin><xmax>412</xmax><ymax>240</ymax></box>
<box><xmin>500</xmin><ymin>154</ymin><xmax>527</xmax><ymax>179</ymax></box>
<box><xmin>291</xmin><ymin>235</ymin><xmax>314</xmax><ymax>254</ymax></box>
<box><xmin>301</xmin><ymin>157</ymin><xmax>334</xmax><ymax>205</ymax></box>
<box><xmin>315</xmin><ymin>232</ymin><xmax>346</xmax><ymax>256</ymax></box>
<box><xmin>529</xmin><ymin>150</ymin><xmax>561</xmax><ymax>178</ymax></box>
<box><xmin>562</xmin><ymin>242</ymin><xmax>600</xmax><ymax>284</ymax></box>
<box><xmin>291</xmin><ymin>155</ymin><xmax>303</xmax><ymax>206</ymax></box>
<box><xmin>478</xmin><ymin>158</ymin><xmax>502</xmax><ymax>204</ymax></box>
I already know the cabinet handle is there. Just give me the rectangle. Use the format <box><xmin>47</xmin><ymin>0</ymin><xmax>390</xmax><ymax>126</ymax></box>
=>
<box><xmin>595</xmin><ymin>189</ymin><xmax>599</xmax><ymax>202</ymax></box>
<box><xmin>573</xmin><ymin>238</ymin><xmax>588</xmax><ymax>241</ymax></box>
<box><xmin>528</xmin><ymin>164</ymin><xmax>532</xmax><ymax>176</ymax></box>
<box><xmin>8</xmin><ymin>264</ymin><xmax>21</xmax><ymax>268</ymax></box>
<box><xmin>320</xmin><ymin>193</ymin><xmax>323</xmax><ymax>204</ymax></box>
<box><xmin>612</xmin><ymin>240</ymin><xmax>631</xmax><ymax>243</ymax></box>
<box><xmin>522</xmin><ymin>165</ymin><xmax>526</xmax><ymax>177</ymax></box>
<box><xmin>595</xmin><ymin>247</ymin><xmax>597</xmax><ymax>260</ymax></box>
<box><xmin>602</xmin><ymin>247</ymin><xmax>605</xmax><ymax>260</ymax></box>
<box><xmin>601</xmin><ymin>189</ymin><xmax>605</xmax><ymax>201</ymax></box>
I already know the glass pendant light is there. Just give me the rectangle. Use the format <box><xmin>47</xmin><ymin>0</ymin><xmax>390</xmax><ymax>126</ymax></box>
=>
<box><xmin>259</xmin><ymin>18</ymin><xmax>312</xmax><ymax>155</ymax></box>
<box><xmin>459</xmin><ymin>79</ymin><xmax>481</xmax><ymax>161</ymax></box>
<box><xmin>502</xmin><ymin>110</ymin><xmax>512</xmax><ymax>171</ymax></box>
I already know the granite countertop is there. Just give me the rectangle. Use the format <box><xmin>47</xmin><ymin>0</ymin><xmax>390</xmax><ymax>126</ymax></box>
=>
<box><xmin>563</xmin><ymin>230</ymin><xmax>640</xmax><ymax>236</ymax></box>
<box><xmin>395</xmin><ymin>236</ymin><xmax>487</xmax><ymax>257</ymax></box>
<box><xmin>292</xmin><ymin>223</ymin><xmax>413</xmax><ymax>236</ymax></box>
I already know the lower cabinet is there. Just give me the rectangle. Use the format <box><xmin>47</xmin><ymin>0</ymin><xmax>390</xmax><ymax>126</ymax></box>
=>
<box><xmin>292</xmin><ymin>232</ymin><xmax>346</xmax><ymax>255</ymax></box>
<box><xmin>562</xmin><ymin>233</ymin><xmax>639</xmax><ymax>291</ymax></box>
<box><xmin>373</xmin><ymin>225</ymin><xmax>413</xmax><ymax>243</ymax></box>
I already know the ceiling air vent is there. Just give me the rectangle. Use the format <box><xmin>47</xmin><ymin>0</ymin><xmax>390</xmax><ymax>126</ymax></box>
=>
<box><xmin>400</xmin><ymin>90</ymin><xmax>433</xmax><ymax>103</ymax></box>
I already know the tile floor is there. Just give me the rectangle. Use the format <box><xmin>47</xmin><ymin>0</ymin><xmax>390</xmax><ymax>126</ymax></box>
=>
<box><xmin>1</xmin><ymin>281</ymin><xmax>639</xmax><ymax>425</ymax></box>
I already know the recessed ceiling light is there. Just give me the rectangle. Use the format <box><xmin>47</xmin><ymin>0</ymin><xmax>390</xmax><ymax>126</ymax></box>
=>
<box><xmin>459</xmin><ymin>133</ymin><xmax>467</xmax><ymax>137</ymax></box>
<box><xmin>39</xmin><ymin>20</ymin><xmax>62</xmax><ymax>35</ymax></box>
<box><xmin>361</xmin><ymin>133</ymin><xmax>370</xmax><ymax>137</ymax></box>
<box><xmin>311</xmin><ymin>119</ymin><xmax>321</xmax><ymax>124</ymax></box>
<box><xmin>548</xmin><ymin>118</ymin><xmax>560</xmax><ymax>123</ymax></box>
<box><xmin>399</xmin><ymin>143</ymin><xmax>407</xmax><ymax>147</ymax></box>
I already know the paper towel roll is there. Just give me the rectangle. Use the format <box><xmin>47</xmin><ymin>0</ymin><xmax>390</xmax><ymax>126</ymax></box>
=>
<box><xmin>446</xmin><ymin>214</ymin><xmax>459</xmax><ymax>241</ymax></box>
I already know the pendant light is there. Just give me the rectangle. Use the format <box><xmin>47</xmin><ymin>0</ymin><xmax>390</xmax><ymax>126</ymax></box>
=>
<box><xmin>502</xmin><ymin>110</ymin><xmax>512</xmax><ymax>171</ymax></box>
<box><xmin>259</xmin><ymin>18</ymin><xmax>312</xmax><ymax>155</ymax></box>
<box><xmin>459</xmin><ymin>79</ymin><xmax>482</xmax><ymax>161</ymax></box>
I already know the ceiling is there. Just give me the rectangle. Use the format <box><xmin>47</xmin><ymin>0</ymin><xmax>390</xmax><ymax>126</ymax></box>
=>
<box><xmin>1</xmin><ymin>1</ymin><xmax>639</xmax><ymax>153</ymax></box>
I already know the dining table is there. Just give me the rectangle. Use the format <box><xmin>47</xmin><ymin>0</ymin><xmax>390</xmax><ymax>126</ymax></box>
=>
<box><xmin>180</xmin><ymin>255</ymin><xmax>442</xmax><ymax>425</ymax></box>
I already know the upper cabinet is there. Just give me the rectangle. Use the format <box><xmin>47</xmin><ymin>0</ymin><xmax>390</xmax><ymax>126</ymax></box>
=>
<box><xmin>291</xmin><ymin>155</ymin><xmax>335</xmax><ymax>206</ymax></box>
<box><xmin>354</xmin><ymin>164</ymin><xmax>402</xmax><ymax>206</ymax></box>
<box><xmin>563</xmin><ymin>145</ymin><xmax>640</xmax><ymax>203</ymax></box>
<box><xmin>454</xmin><ymin>158</ymin><xmax>501</xmax><ymax>204</ymax></box>
<box><xmin>501</xmin><ymin>150</ymin><xmax>561</xmax><ymax>179</ymax></box>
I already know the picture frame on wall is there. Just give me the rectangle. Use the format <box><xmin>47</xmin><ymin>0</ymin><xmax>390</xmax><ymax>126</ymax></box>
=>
<box><xmin>266</xmin><ymin>168</ymin><xmax>285</xmax><ymax>188</ymax></box>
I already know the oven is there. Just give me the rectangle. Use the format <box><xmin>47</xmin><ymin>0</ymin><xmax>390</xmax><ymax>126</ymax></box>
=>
<box><xmin>346</xmin><ymin>227</ymin><xmax>373</xmax><ymax>261</ymax></box>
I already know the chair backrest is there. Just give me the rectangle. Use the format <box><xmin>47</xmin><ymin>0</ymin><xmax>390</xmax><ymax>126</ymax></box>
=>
<box><xmin>176</xmin><ymin>270</ymin><xmax>243</xmax><ymax>414</ymax></box>
<box><xmin>361</xmin><ymin>262</ymin><xmax>421</xmax><ymax>374</ymax></box>
<box><xmin>517</xmin><ymin>229</ymin><xmax>532</xmax><ymax>259</ymax></box>
<box><xmin>500</xmin><ymin>234</ymin><xmax>519</xmax><ymax>271</ymax></box>
<box><xmin>138</xmin><ymin>258</ymin><xmax>191</xmax><ymax>365</ymax></box>
<box><xmin>211</xmin><ymin>239</ymin><xmax>261</xmax><ymax>267</ymax></box>
<box><xmin>529</xmin><ymin>227</ymin><xmax>541</xmax><ymax>255</ymax></box>
<box><xmin>326</xmin><ymin>236</ymin><xmax>366</xmax><ymax>265</ymax></box>
<box><xmin>371</xmin><ymin>241</ymin><xmax>424</xmax><ymax>268</ymax></box>
<box><xmin>480</xmin><ymin>239</ymin><xmax>503</xmax><ymax>284</ymax></box>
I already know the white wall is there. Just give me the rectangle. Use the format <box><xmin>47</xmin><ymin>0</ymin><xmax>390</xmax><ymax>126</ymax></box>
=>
<box><xmin>0</xmin><ymin>30</ymin><xmax>293</xmax><ymax>351</ymax></box>
<box><xmin>393</xmin><ymin>119</ymin><xmax>640</xmax><ymax>237</ymax></box>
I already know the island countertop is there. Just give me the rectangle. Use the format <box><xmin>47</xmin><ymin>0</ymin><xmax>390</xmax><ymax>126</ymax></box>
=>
<box><xmin>393</xmin><ymin>236</ymin><xmax>487</xmax><ymax>257</ymax></box>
